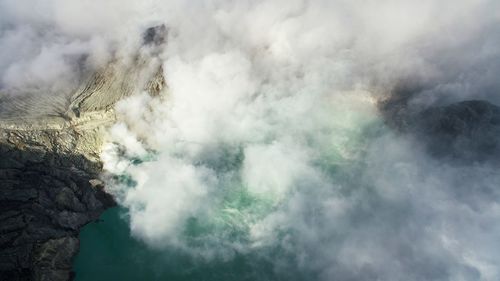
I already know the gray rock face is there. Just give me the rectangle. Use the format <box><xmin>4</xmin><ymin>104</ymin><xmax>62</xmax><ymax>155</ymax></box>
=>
<box><xmin>143</xmin><ymin>24</ymin><xmax>168</xmax><ymax>46</ymax></box>
<box><xmin>0</xmin><ymin>32</ymin><xmax>167</xmax><ymax>280</ymax></box>
<box><xmin>32</xmin><ymin>237</ymin><xmax>79</xmax><ymax>281</ymax></box>
<box><xmin>0</xmin><ymin>143</ymin><xmax>114</xmax><ymax>281</ymax></box>
<box><xmin>413</xmin><ymin>100</ymin><xmax>500</xmax><ymax>162</ymax></box>
<box><xmin>380</xmin><ymin>94</ymin><xmax>500</xmax><ymax>163</ymax></box>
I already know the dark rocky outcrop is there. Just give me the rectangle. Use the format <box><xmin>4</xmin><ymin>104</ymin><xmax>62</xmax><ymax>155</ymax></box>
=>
<box><xmin>380</xmin><ymin>91</ymin><xmax>500</xmax><ymax>163</ymax></box>
<box><xmin>143</xmin><ymin>24</ymin><xmax>168</xmax><ymax>46</ymax></box>
<box><xmin>412</xmin><ymin>100</ymin><xmax>500</xmax><ymax>162</ymax></box>
<box><xmin>0</xmin><ymin>26</ymin><xmax>168</xmax><ymax>280</ymax></box>
<box><xmin>0</xmin><ymin>143</ymin><xmax>114</xmax><ymax>281</ymax></box>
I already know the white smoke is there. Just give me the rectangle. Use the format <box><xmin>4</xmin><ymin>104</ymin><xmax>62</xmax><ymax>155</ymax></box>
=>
<box><xmin>2</xmin><ymin>0</ymin><xmax>500</xmax><ymax>280</ymax></box>
<box><xmin>102</xmin><ymin>1</ymin><xmax>500</xmax><ymax>280</ymax></box>
<box><xmin>0</xmin><ymin>0</ymin><xmax>166</xmax><ymax>95</ymax></box>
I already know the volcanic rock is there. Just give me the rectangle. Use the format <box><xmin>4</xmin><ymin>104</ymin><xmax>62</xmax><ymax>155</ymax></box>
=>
<box><xmin>0</xmin><ymin>29</ymin><xmax>167</xmax><ymax>280</ymax></box>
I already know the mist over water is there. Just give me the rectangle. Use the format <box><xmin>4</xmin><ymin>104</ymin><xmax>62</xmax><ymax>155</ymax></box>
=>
<box><xmin>98</xmin><ymin>2</ymin><xmax>500</xmax><ymax>279</ymax></box>
<box><xmin>1</xmin><ymin>0</ymin><xmax>500</xmax><ymax>280</ymax></box>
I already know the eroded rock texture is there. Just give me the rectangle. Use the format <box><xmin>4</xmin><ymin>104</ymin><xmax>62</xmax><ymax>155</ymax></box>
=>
<box><xmin>379</xmin><ymin>87</ymin><xmax>500</xmax><ymax>163</ymax></box>
<box><xmin>413</xmin><ymin>100</ymin><xmax>500</xmax><ymax>162</ymax></box>
<box><xmin>0</xmin><ymin>143</ymin><xmax>113</xmax><ymax>281</ymax></box>
<box><xmin>0</xmin><ymin>33</ymin><xmax>166</xmax><ymax>280</ymax></box>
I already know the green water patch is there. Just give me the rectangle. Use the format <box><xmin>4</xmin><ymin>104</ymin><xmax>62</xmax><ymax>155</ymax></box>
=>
<box><xmin>182</xmin><ymin>182</ymin><xmax>277</xmax><ymax>250</ymax></box>
<box><xmin>74</xmin><ymin>207</ymin><xmax>312</xmax><ymax>281</ymax></box>
<box><xmin>74</xmin><ymin>109</ymin><xmax>384</xmax><ymax>280</ymax></box>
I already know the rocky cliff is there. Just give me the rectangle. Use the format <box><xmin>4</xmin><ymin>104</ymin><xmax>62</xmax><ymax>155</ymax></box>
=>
<box><xmin>379</xmin><ymin>86</ymin><xmax>500</xmax><ymax>163</ymax></box>
<box><xmin>0</xmin><ymin>31</ymin><xmax>166</xmax><ymax>280</ymax></box>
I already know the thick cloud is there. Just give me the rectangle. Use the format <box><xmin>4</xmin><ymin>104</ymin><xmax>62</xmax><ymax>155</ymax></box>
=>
<box><xmin>0</xmin><ymin>0</ymin><xmax>165</xmax><ymax>97</ymax></box>
<box><xmin>3</xmin><ymin>1</ymin><xmax>500</xmax><ymax>280</ymax></box>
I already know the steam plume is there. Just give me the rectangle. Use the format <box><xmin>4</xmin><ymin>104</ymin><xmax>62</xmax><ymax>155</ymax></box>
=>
<box><xmin>2</xmin><ymin>1</ymin><xmax>500</xmax><ymax>280</ymax></box>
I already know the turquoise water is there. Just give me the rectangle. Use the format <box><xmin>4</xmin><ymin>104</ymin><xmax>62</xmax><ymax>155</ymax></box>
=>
<box><xmin>73</xmin><ymin>108</ymin><xmax>382</xmax><ymax>281</ymax></box>
<box><xmin>73</xmin><ymin>207</ymin><xmax>312</xmax><ymax>281</ymax></box>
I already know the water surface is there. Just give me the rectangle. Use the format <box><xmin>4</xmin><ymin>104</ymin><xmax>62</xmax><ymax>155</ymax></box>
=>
<box><xmin>74</xmin><ymin>207</ymin><xmax>311</xmax><ymax>281</ymax></box>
